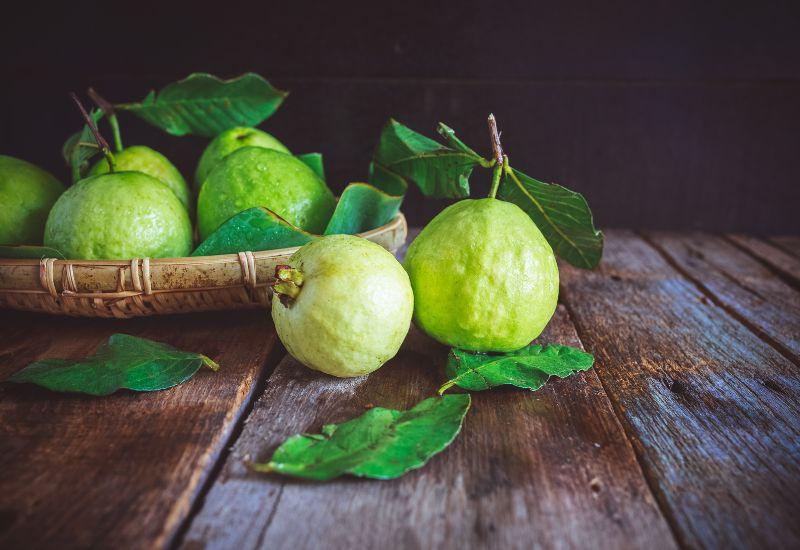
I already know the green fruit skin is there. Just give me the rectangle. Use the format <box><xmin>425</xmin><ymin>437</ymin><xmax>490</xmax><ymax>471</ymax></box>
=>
<box><xmin>197</xmin><ymin>147</ymin><xmax>335</xmax><ymax>240</ymax></box>
<box><xmin>0</xmin><ymin>155</ymin><xmax>64</xmax><ymax>245</ymax></box>
<box><xmin>194</xmin><ymin>126</ymin><xmax>290</xmax><ymax>191</ymax></box>
<box><xmin>404</xmin><ymin>198</ymin><xmax>559</xmax><ymax>352</ymax></box>
<box><xmin>88</xmin><ymin>145</ymin><xmax>191</xmax><ymax>212</ymax></box>
<box><xmin>272</xmin><ymin>235</ymin><xmax>414</xmax><ymax>378</ymax></box>
<box><xmin>44</xmin><ymin>171</ymin><xmax>193</xmax><ymax>260</ymax></box>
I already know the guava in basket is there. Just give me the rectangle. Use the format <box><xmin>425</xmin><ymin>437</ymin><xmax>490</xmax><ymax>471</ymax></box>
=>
<box><xmin>0</xmin><ymin>155</ymin><xmax>64</xmax><ymax>245</ymax></box>
<box><xmin>194</xmin><ymin>126</ymin><xmax>289</xmax><ymax>191</ymax></box>
<box><xmin>271</xmin><ymin>235</ymin><xmax>413</xmax><ymax>378</ymax></box>
<box><xmin>197</xmin><ymin>146</ymin><xmax>335</xmax><ymax>240</ymax></box>
<box><xmin>44</xmin><ymin>171</ymin><xmax>192</xmax><ymax>260</ymax></box>
<box><xmin>89</xmin><ymin>145</ymin><xmax>191</xmax><ymax>212</ymax></box>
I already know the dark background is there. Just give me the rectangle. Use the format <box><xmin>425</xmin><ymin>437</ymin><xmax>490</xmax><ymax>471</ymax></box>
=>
<box><xmin>2</xmin><ymin>1</ymin><xmax>799</xmax><ymax>232</ymax></box>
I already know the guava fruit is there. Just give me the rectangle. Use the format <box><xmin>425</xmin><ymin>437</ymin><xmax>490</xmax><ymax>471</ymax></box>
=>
<box><xmin>44</xmin><ymin>171</ymin><xmax>192</xmax><ymax>259</ymax></box>
<box><xmin>194</xmin><ymin>126</ymin><xmax>290</xmax><ymax>191</ymax></box>
<box><xmin>197</xmin><ymin>146</ymin><xmax>335</xmax><ymax>240</ymax></box>
<box><xmin>404</xmin><ymin>198</ymin><xmax>559</xmax><ymax>352</ymax></box>
<box><xmin>0</xmin><ymin>155</ymin><xmax>64</xmax><ymax>245</ymax></box>
<box><xmin>271</xmin><ymin>235</ymin><xmax>414</xmax><ymax>378</ymax></box>
<box><xmin>88</xmin><ymin>145</ymin><xmax>191</xmax><ymax>212</ymax></box>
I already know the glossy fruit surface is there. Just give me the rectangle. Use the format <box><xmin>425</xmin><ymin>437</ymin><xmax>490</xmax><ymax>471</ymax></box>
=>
<box><xmin>404</xmin><ymin>198</ymin><xmax>559</xmax><ymax>352</ymax></box>
<box><xmin>0</xmin><ymin>155</ymin><xmax>64</xmax><ymax>245</ymax></box>
<box><xmin>194</xmin><ymin>126</ymin><xmax>290</xmax><ymax>190</ymax></box>
<box><xmin>197</xmin><ymin>146</ymin><xmax>335</xmax><ymax>240</ymax></box>
<box><xmin>89</xmin><ymin>145</ymin><xmax>191</xmax><ymax>212</ymax></box>
<box><xmin>271</xmin><ymin>235</ymin><xmax>414</xmax><ymax>378</ymax></box>
<box><xmin>44</xmin><ymin>171</ymin><xmax>192</xmax><ymax>259</ymax></box>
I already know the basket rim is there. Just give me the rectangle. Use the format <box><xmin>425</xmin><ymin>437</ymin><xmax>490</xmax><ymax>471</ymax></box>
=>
<box><xmin>0</xmin><ymin>212</ymin><xmax>407</xmax><ymax>267</ymax></box>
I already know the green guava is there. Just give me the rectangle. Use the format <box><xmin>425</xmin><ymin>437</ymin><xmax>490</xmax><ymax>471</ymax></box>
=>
<box><xmin>194</xmin><ymin>126</ymin><xmax>290</xmax><ymax>191</ymax></box>
<box><xmin>197</xmin><ymin>147</ymin><xmax>335</xmax><ymax>240</ymax></box>
<box><xmin>88</xmin><ymin>145</ymin><xmax>191</xmax><ymax>212</ymax></box>
<box><xmin>44</xmin><ymin>171</ymin><xmax>193</xmax><ymax>260</ymax></box>
<box><xmin>0</xmin><ymin>155</ymin><xmax>64</xmax><ymax>245</ymax></box>
<box><xmin>404</xmin><ymin>198</ymin><xmax>559</xmax><ymax>352</ymax></box>
<box><xmin>271</xmin><ymin>235</ymin><xmax>414</xmax><ymax>378</ymax></box>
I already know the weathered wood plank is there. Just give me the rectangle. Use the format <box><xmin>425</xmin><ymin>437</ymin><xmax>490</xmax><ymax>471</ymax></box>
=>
<box><xmin>0</xmin><ymin>310</ymin><xmax>280</xmax><ymax>549</ymax></box>
<box><xmin>727</xmin><ymin>234</ymin><xmax>800</xmax><ymax>286</ymax></box>
<box><xmin>645</xmin><ymin>232</ymin><xmax>800</xmax><ymax>361</ymax></box>
<box><xmin>768</xmin><ymin>236</ymin><xmax>800</xmax><ymax>259</ymax></box>
<box><xmin>560</xmin><ymin>230</ymin><xmax>800</xmax><ymax>549</ymax></box>
<box><xmin>181</xmin><ymin>304</ymin><xmax>677</xmax><ymax>550</ymax></box>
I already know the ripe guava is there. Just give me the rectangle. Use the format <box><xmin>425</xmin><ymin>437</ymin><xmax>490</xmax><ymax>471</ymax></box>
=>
<box><xmin>194</xmin><ymin>126</ymin><xmax>290</xmax><ymax>191</ymax></box>
<box><xmin>404</xmin><ymin>198</ymin><xmax>559</xmax><ymax>352</ymax></box>
<box><xmin>0</xmin><ymin>155</ymin><xmax>64</xmax><ymax>245</ymax></box>
<box><xmin>44</xmin><ymin>171</ymin><xmax>192</xmax><ymax>259</ymax></box>
<box><xmin>271</xmin><ymin>235</ymin><xmax>414</xmax><ymax>378</ymax></box>
<box><xmin>88</xmin><ymin>145</ymin><xmax>191</xmax><ymax>212</ymax></box>
<box><xmin>197</xmin><ymin>147</ymin><xmax>335</xmax><ymax>240</ymax></box>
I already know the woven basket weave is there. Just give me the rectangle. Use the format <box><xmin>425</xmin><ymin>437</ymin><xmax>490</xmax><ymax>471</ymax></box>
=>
<box><xmin>0</xmin><ymin>214</ymin><xmax>407</xmax><ymax>318</ymax></box>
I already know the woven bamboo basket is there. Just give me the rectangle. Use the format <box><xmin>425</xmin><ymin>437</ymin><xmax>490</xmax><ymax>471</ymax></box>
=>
<box><xmin>0</xmin><ymin>214</ymin><xmax>407</xmax><ymax>318</ymax></box>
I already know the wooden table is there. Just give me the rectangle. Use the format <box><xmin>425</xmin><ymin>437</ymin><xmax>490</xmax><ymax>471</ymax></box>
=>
<box><xmin>1</xmin><ymin>230</ymin><xmax>799</xmax><ymax>550</ymax></box>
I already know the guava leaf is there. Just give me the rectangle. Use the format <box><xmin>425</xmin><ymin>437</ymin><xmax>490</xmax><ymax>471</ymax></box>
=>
<box><xmin>192</xmin><ymin>207</ymin><xmax>316</xmax><ymax>256</ymax></box>
<box><xmin>437</xmin><ymin>122</ymin><xmax>483</xmax><ymax>158</ymax></box>
<box><xmin>252</xmin><ymin>394</ymin><xmax>470</xmax><ymax>481</ymax></box>
<box><xmin>7</xmin><ymin>334</ymin><xmax>219</xmax><ymax>396</ymax></box>
<box><xmin>439</xmin><ymin>344</ymin><xmax>594</xmax><ymax>394</ymax></box>
<box><xmin>295</xmin><ymin>153</ymin><xmax>325</xmax><ymax>181</ymax></box>
<box><xmin>371</xmin><ymin>119</ymin><xmax>483</xmax><ymax>199</ymax></box>
<box><xmin>0</xmin><ymin>245</ymin><xmax>66</xmax><ymax>260</ymax></box>
<box><xmin>116</xmin><ymin>73</ymin><xmax>288</xmax><ymax>137</ymax></box>
<box><xmin>63</xmin><ymin>108</ymin><xmax>104</xmax><ymax>183</ymax></box>
<box><xmin>324</xmin><ymin>183</ymin><xmax>403</xmax><ymax>235</ymax></box>
<box><xmin>368</xmin><ymin>162</ymin><xmax>409</xmax><ymax>197</ymax></box>
<box><xmin>498</xmin><ymin>168</ymin><xmax>604</xmax><ymax>269</ymax></box>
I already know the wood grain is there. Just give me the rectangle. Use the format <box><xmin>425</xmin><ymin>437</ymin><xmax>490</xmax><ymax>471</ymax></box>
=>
<box><xmin>0</xmin><ymin>309</ymin><xmax>280</xmax><ymax>549</ymax></box>
<box><xmin>181</xmin><ymin>305</ymin><xmax>676</xmax><ymax>550</ymax></box>
<box><xmin>727</xmin><ymin>234</ymin><xmax>800</xmax><ymax>286</ymax></box>
<box><xmin>560</xmin><ymin>230</ymin><xmax>800</xmax><ymax>549</ymax></box>
<box><xmin>768</xmin><ymin>236</ymin><xmax>800</xmax><ymax>259</ymax></box>
<box><xmin>645</xmin><ymin>232</ymin><xmax>800</xmax><ymax>361</ymax></box>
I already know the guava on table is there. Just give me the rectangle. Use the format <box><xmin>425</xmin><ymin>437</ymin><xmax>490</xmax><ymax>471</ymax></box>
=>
<box><xmin>44</xmin><ymin>171</ymin><xmax>193</xmax><ymax>260</ymax></box>
<box><xmin>197</xmin><ymin>146</ymin><xmax>335</xmax><ymax>240</ymax></box>
<box><xmin>194</xmin><ymin>126</ymin><xmax>290</xmax><ymax>191</ymax></box>
<box><xmin>271</xmin><ymin>235</ymin><xmax>414</xmax><ymax>378</ymax></box>
<box><xmin>404</xmin><ymin>198</ymin><xmax>559</xmax><ymax>352</ymax></box>
<box><xmin>88</xmin><ymin>145</ymin><xmax>191</xmax><ymax>212</ymax></box>
<box><xmin>0</xmin><ymin>155</ymin><xmax>64</xmax><ymax>245</ymax></box>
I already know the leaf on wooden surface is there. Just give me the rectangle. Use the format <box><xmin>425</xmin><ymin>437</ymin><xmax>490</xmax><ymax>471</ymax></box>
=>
<box><xmin>371</xmin><ymin>119</ymin><xmax>483</xmax><ymax>199</ymax></box>
<box><xmin>295</xmin><ymin>152</ymin><xmax>325</xmax><ymax>181</ymax></box>
<box><xmin>439</xmin><ymin>344</ymin><xmax>594</xmax><ymax>394</ymax></box>
<box><xmin>498</xmin><ymin>167</ymin><xmax>604</xmax><ymax>269</ymax></box>
<box><xmin>252</xmin><ymin>394</ymin><xmax>471</xmax><ymax>481</ymax></box>
<box><xmin>7</xmin><ymin>334</ymin><xmax>219</xmax><ymax>396</ymax></box>
<box><xmin>192</xmin><ymin>207</ymin><xmax>316</xmax><ymax>256</ymax></box>
<box><xmin>116</xmin><ymin>73</ymin><xmax>288</xmax><ymax>137</ymax></box>
<box><xmin>63</xmin><ymin>108</ymin><xmax>104</xmax><ymax>182</ymax></box>
<box><xmin>324</xmin><ymin>183</ymin><xmax>403</xmax><ymax>235</ymax></box>
<box><xmin>0</xmin><ymin>245</ymin><xmax>66</xmax><ymax>260</ymax></box>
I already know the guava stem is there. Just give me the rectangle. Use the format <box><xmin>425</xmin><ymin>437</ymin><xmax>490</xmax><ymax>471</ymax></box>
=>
<box><xmin>88</xmin><ymin>88</ymin><xmax>124</xmax><ymax>152</ymax></box>
<box><xmin>70</xmin><ymin>92</ymin><xmax>117</xmax><ymax>172</ymax></box>
<box><xmin>438</xmin><ymin>380</ymin><xmax>456</xmax><ymax>395</ymax></box>
<box><xmin>486</xmin><ymin>114</ymin><xmax>505</xmax><ymax>199</ymax></box>
<box><xmin>271</xmin><ymin>265</ymin><xmax>304</xmax><ymax>306</ymax></box>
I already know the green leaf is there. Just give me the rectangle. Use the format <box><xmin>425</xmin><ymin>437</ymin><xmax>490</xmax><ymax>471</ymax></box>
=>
<box><xmin>368</xmin><ymin>162</ymin><xmax>408</xmax><ymax>197</ymax></box>
<box><xmin>0</xmin><ymin>245</ymin><xmax>66</xmax><ymax>260</ymax></box>
<box><xmin>295</xmin><ymin>153</ymin><xmax>325</xmax><ymax>181</ymax></box>
<box><xmin>437</xmin><ymin>122</ymin><xmax>483</xmax><ymax>158</ymax></box>
<box><xmin>7</xmin><ymin>334</ymin><xmax>219</xmax><ymax>396</ymax></box>
<box><xmin>324</xmin><ymin>183</ymin><xmax>403</xmax><ymax>235</ymax></box>
<box><xmin>499</xmin><ymin>168</ymin><xmax>604</xmax><ymax>269</ymax></box>
<box><xmin>63</xmin><ymin>109</ymin><xmax>104</xmax><ymax>183</ymax></box>
<box><xmin>116</xmin><ymin>73</ymin><xmax>288</xmax><ymax>138</ymax></box>
<box><xmin>371</xmin><ymin>119</ymin><xmax>483</xmax><ymax>199</ymax></box>
<box><xmin>252</xmin><ymin>394</ymin><xmax>470</xmax><ymax>481</ymax></box>
<box><xmin>192</xmin><ymin>207</ymin><xmax>316</xmax><ymax>256</ymax></box>
<box><xmin>439</xmin><ymin>344</ymin><xmax>594</xmax><ymax>394</ymax></box>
